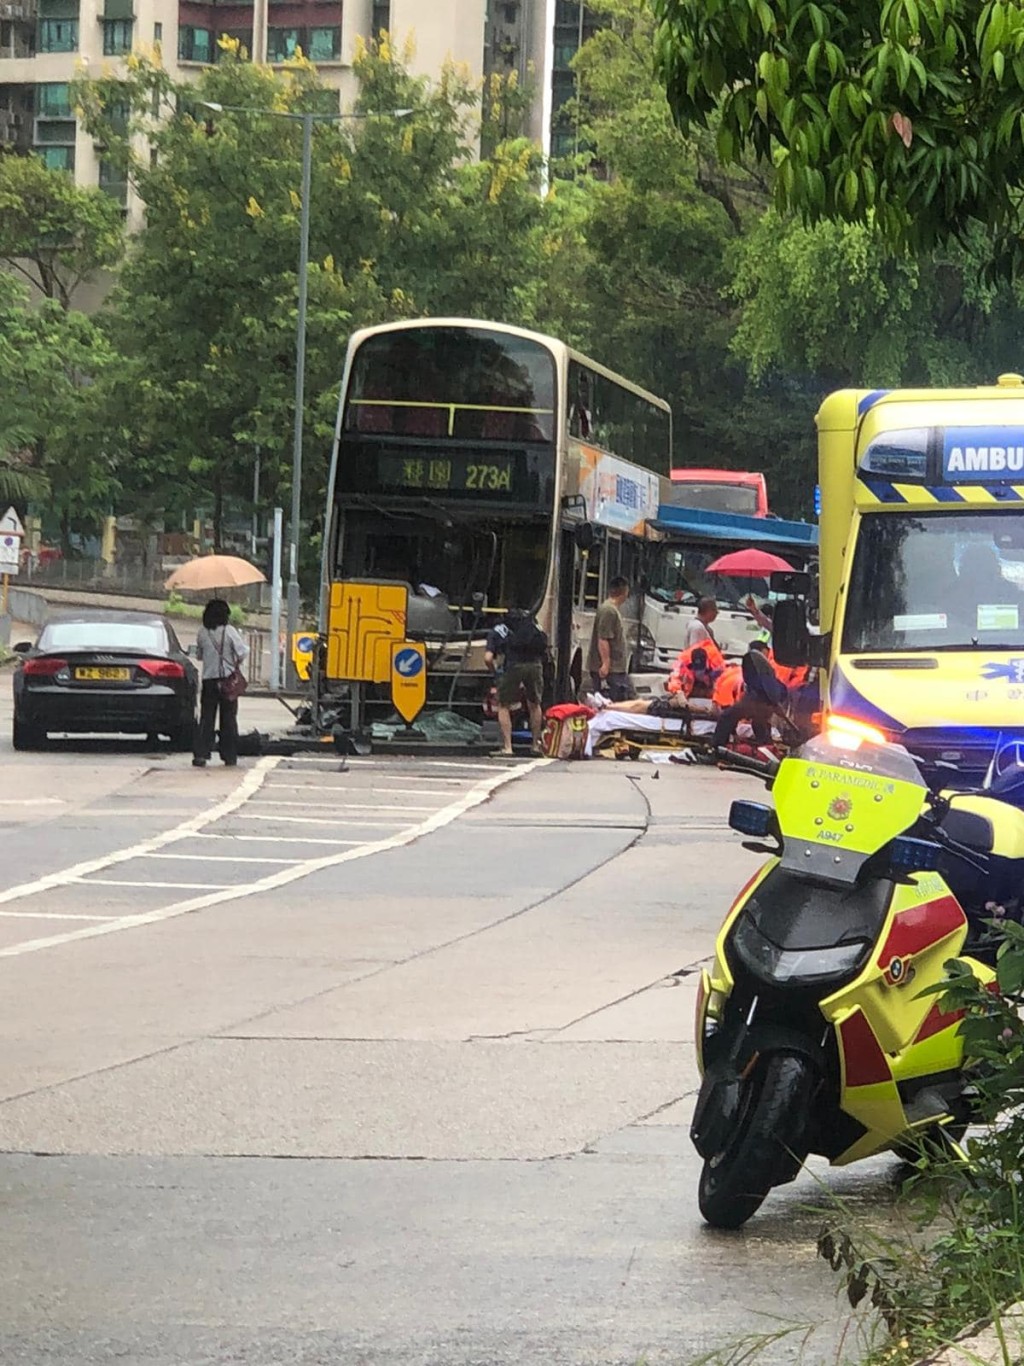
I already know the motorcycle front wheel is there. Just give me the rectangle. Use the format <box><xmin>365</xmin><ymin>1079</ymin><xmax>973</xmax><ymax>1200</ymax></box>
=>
<box><xmin>698</xmin><ymin>1050</ymin><xmax>816</xmax><ymax>1230</ymax></box>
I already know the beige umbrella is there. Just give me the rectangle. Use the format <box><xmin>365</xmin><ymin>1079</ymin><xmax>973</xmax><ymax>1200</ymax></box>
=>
<box><xmin>164</xmin><ymin>554</ymin><xmax>267</xmax><ymax>592</ymax></box>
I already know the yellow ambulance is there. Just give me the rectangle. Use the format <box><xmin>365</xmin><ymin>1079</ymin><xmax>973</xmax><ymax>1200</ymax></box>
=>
<box><xmin>779</xmin><ymin>373</ymin><xmax>1024</xmax><ymax>780</ymax></box>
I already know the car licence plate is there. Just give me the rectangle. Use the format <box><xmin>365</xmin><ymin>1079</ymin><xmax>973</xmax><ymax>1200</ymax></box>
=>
<box><xmin>75</xmin><ymin>667</ymin><xmax>131</xmax><ymax>681</ymax></box>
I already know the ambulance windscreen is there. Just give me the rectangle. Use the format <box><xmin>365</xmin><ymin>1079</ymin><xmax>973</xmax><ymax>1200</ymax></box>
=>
<box><xmin>843</xmin><ymin>510</ymin><xmax>1024</xmax><ymax>653</ymax></box>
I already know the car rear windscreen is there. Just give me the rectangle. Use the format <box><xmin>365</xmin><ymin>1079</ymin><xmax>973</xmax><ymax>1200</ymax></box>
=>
<box><xmin>38</xmin><ymin>622</ymin><xmax>168</xmax><ymax>652</ymax></box>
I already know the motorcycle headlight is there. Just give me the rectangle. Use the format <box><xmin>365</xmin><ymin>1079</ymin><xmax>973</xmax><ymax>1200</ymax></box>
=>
<box><xmin>732</xmin><ymin>916</ymin><xmax>870</xmax><ymax>986</ymax></box>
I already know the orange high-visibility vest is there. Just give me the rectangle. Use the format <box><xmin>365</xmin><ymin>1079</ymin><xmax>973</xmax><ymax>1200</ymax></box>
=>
<box><xmin>666</xmin><ymin>638</ymin><xmax>726</xmax><ymax>694</ymax></box>
<box><xmin>712</xmin><ymin>663</ymin><xmax>743</xmax><ymax>708</ymax></box>
<box><xmin>773</xmin><ymin>660</ymin><xmax>810</xmax><ymax>689</ymax></box>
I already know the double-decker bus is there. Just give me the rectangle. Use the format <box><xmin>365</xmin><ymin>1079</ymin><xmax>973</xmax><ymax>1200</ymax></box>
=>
<box><xmin>318</xmin><ymin>318</ymin><xmax>672</xmax><ymax>723</ymax></box>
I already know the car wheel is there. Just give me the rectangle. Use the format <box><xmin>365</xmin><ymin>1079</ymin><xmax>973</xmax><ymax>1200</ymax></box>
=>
<box><xmin>12</xmin><ymin>716</ymin><xmax>45</xmax><ymax>751</ymax></box>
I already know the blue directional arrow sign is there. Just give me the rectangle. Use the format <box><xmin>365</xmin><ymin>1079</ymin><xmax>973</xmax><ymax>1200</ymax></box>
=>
<box><xmin>391</xmin><ymin>641</ymin><xmax>427</xmax><ymax>723</ymax></box>
<box><xmin>394</xmin><ymin>647</ymin><xmax>424</xmax><ymax>678</ymax></box>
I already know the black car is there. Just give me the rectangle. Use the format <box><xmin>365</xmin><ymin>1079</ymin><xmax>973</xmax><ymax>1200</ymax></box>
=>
<box><xmin>12</xmin><ymin>611</ymin><xmax>198</xmax><ymax>750</ymax></box>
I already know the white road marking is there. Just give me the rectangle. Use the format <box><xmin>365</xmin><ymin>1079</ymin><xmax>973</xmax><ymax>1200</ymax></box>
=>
<box><xmin>149</xmin><ymin>852</ymin><xmax>306</xmax><ymax>865</ymax></box>
<box><xmin>0</xmin><ymin>911</ymin><xmax>120</xmax><ymax>921</ymax></box>
<box><xmin>249</xmin><ymin>799</ymin><xmax>439</xmax><ymax>813</ymax></box>
<box><xmin>84</xmin><ymin>808</ymin><xmax>206</xmax><ymax>818</ymax></box>
<box><xmin>0</xmin><ymin>757</ymin><xmax>278</xmax><ymax>910</ymax></box>
<box><xmin>344</xmin><ymin>759</ymin><xmax>511</xmax><ymax>773</ymax></box>
<box><xmin>0</xmin><ymin>758</ymin><xmax>549</xmax><ymax>958</ymax></box>
<box><xmin>72</xmin><ymin>878</ymin><xmax>235</xmax><ymax>890</ymax></box>
<box><xmin>0</xmin><ymin>799</ymin><xmax>65</xmax><ymax>806</ymax></box>
<box><xmin>233</xmin><ymin>812</ymin><xmax>417</xmax><ymax>828</ymax></box>
<box><xmin>189</xmin><ymin>833</ymin><xmax>364</xmax><ymax>846</ymax></box>
<box><xmin>263</xmin><ymin>782</ymin><xmax>467</xmax><ymax>794</ymax></box>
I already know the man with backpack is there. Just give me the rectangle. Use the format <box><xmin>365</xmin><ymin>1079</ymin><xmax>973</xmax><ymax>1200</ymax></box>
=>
<box><xmin>710</xmin><ymin>639</ymin><xmax>788</xmax><ymax>752</ymax></box>
<box><xmin>484</xmin><ymin>608</ymin><xmax>548</xmax><ymax>757</ymax></box>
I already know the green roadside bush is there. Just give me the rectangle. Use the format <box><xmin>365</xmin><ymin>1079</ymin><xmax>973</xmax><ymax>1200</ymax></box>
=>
<box><xmin>165</xmin><ymin>591</ymin><xmax>246</xmax><ymax>627</ymax></box>
<box><xmin>822</xmin><ymin>921</ymin><xmax>1024</xmax><ymax>1363</ymax></box>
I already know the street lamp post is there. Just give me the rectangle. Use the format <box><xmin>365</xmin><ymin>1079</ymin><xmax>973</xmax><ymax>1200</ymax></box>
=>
<box><xmin>288</xmin><ymin>108</ymin><xmax>313</xmax><ymax>688</ymax></box>
<box><xmin>201</xmin><ymin>101</ymin><xmax>411</xmax><ymax>689</ymax></box>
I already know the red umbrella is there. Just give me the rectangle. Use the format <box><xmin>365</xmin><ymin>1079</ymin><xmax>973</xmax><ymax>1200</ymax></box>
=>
<box><xmin>705</xmin><ymin>549</ymin><xmax>795</xmax><ymax>576</ymax></box>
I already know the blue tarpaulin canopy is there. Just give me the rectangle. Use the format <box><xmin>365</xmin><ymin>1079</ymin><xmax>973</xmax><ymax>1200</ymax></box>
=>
<box><xmin>650</xmin><ymin>504</ymin><xmax>818</xmax><ymax>552</ymax></box>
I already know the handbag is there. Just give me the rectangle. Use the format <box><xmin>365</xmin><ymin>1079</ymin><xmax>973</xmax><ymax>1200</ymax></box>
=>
<box><xmin>215</xmin><ymin>627</ymin><xmax>248</xmax><ymax>701</ymax></box>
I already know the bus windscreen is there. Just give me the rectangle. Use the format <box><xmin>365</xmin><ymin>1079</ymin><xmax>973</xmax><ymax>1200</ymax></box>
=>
<box><xmin>344</xmin><ymin>326</ymin><xmax>556</xmax><ymax>443</ymax></box>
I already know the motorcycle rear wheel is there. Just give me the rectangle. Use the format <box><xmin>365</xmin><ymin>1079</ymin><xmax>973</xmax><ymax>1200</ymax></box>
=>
<box><xmin>698</xmin><ymin>1051</ymin><xmax>816</xmax><ymax>1230</ymax></box>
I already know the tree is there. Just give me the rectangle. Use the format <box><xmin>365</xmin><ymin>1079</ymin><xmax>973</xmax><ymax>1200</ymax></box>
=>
<box><xmin>0</xmin><ymin>153</ymin><xmax>124</xmax><ymax>309</ymax></box>
<box><xmin>0</xmin><ymin>271</ymin><xmax>123</xmax><ymax>536</ymax></box>
<box><xmin>74</xmin><ymin>42</ymin><xmax>590</xmax><ymax>546</ymax></box>
<box><xmin>652</xmin><ymin>0</ymin><xmax>1024</xmax><ymax>266</ymax></box>
<box><xmin>729</xmin><ymin>215</ymin><xmax>1024</xmax><ymax>388</ymax></box>
<box><xmin>545</xmin><ymin>0</ymin><xmax>820</xmax><ymax>515</ymax></box>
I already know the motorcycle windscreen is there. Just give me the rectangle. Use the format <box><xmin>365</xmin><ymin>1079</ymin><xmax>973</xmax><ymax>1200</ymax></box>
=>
<box><xmin>772</xmin><ymin>735</ymin><xmax>927</xmax><ymax>885</ymax></box>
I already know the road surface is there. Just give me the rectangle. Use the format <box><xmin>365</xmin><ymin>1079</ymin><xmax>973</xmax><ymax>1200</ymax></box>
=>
<box><xmin>0</xmin><ymin>685</ymin><xmax>888</xmax><ymax>1364</ymax></box>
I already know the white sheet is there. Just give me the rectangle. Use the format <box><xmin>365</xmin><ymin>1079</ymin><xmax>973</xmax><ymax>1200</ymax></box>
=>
<box><xmin>584</xmin><ymin>710</ymin><xmax>779</xmax><ymax>757</ymax></box>
<box><xmin>585</xmin><ymin>709</ymin><xmax>717</xmax><ymax>757</ymax></box>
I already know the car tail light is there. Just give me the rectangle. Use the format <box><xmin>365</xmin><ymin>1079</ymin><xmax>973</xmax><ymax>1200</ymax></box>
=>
<box><xmin>23</xmin><ymin>657</ymin><xmax>69</xmax><ymax>677</ymax></box>
<box><xmin>137</xmin><ymin>659</ymin><xmax>185</xmax><ymax>680</ymax></box>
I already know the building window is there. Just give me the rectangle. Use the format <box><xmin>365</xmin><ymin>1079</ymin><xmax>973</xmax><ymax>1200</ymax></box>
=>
<box><xmin>38</xmin><ymin>144</ymin><xmax>75</xmax><ymax>171</ymax></box>
<box><xmin>99</xmin><ymin>158</ymin><xmax>127</xmax><ymax>206</ymax></box>
<box><xmin>37</xmin><ymin>82</ymin><xmax>72</xmax><ymax>117</ymax></box>
<box><xmin>153</xmin><ymin>20</ymin><xmax>161</xmax><ymax>40</ymax></box>
<box><xmin>267</xmin><ymin>25</ymin><xmax>298</xmax><ymax>60</ymax></box>
<box><xmin>178</xmin><ymin>24</ymin><xmax>211</xmax><ymax>61</ymax></box>
<box><xmin>102</xmin><ymin>18</ymin><xmax>132</xmax><ymax>53</ymax></box>
<box><xmin>371</xmin><ymin>0</ymin><xmax>389</xmax><ymax>31</ymax></box>
<box><xmin>36</xmin><ymin>118</ymin><xmax>75</xmax><ymax>142</ymax></box>
<box><xmin>38</xmin><ymin>18</ymin><xmax>78</xmax><ymax>50</ymax></box>
<box><xmin>308</xmin><ymin>25</ymin><xmax>338</xmax><ymax>59</ymax></box>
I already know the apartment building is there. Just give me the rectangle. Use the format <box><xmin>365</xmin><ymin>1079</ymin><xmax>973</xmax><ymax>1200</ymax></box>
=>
<box><xmin>0</xmin><ymin>0</ymin><xmax>594</xmax><ymax>227</ymax></box>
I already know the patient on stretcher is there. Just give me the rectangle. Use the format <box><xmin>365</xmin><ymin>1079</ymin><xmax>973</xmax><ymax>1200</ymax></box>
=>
<box><xmin>587</xmin><ymin>647</ymin><xmax>721</xmax><ymax>718</ymax></box>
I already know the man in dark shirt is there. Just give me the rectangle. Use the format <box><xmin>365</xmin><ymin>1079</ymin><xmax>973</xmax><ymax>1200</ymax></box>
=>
<box><xmin>712</xmin><ymin>640</ymin><xmax>787</xmax><ymax>750</ymax></box>
<box><xmin>485</xmin><ymin>610</ymin><xmax>547</xmax><ymax>757</ymax></box>
<box><xmin>586</xmin><ymin>576</ymin><xmax>635</xmax><ymax>701</ymax></box>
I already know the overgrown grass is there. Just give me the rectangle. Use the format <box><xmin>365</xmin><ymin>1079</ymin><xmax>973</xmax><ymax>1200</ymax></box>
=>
<box><xmin>164</xmin><ymin>591</ymin><xmax>246</xmax><ymax>626</ymax></box>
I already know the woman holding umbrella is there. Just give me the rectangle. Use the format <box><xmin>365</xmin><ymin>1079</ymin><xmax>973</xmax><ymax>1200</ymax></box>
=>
<box><xmin>164</xmin><ymin>554</ymin><xmax>264</xmax><ymax>769</ymax></box>
<box><xmin>193</xmin><ymin>599</ymin><xmax>249</xmax><ymax>767</ymax></box>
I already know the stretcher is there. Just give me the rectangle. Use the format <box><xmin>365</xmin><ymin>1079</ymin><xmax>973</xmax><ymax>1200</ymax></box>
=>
<box><xmin>585</xmin><ymin>707</ymin><xmax>786</xmax><ymax>761</ymax></box>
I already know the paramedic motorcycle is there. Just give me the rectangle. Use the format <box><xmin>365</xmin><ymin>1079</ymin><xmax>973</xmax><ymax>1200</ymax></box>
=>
<box><xmin>692</xmin><ymin>718</ymin><xmax>1024</xmax><ymax>1229</ymax></box>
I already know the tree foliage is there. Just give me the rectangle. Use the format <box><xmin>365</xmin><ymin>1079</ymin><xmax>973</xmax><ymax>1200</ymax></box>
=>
<box><xmin>73</xmin><ymin>42</ymin><xmax>580</xmax><ymax>545</ymax></box>
<box><xmin>652</xmin><ymin>0</ymin><xmax>1024</xmax><ymax>266</ymax></box>
<box><xmin>0</xmin><ymin>271</ymin><xmax>124</xmax><ymax>532</ymax></box>
<box><xmin>0</xmin><ymin>153</ymin><xmax>124</xmax><ymax>309</ymax></box>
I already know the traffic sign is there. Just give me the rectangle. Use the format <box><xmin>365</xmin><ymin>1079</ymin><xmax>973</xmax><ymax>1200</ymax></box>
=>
<box><xmin>0</xmin><ymin>507</ymin><xmax>24</xmax><ymax>538</ymax></box>
<box><xmin>390</xmin><ymin>641</ymin><xmax>427</xmax><ymax>724</ymax></box>
<box><xmin>291</xmin><ymin>632</ymin><xmax>316</xmax><ymax>682</ymax></box>
<box><xmin>0</xmin><ymin>534</ymin><xmax>20</xmax><ymax>576</ymax></box>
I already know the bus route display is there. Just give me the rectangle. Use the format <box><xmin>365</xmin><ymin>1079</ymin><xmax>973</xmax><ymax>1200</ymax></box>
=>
<box><xmin>378</xmin><ymin>452</ymin><xmax>516</xmax><ymax>495</ymax></box>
